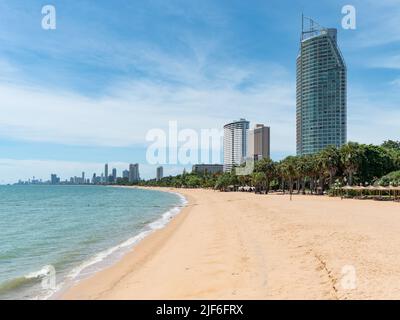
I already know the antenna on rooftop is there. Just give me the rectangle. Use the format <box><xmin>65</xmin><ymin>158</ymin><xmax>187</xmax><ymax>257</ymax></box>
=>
<box><xmin>301</xmin><ymin>15</ymin><xmax>325</xmax><ymax>41</ymax></box>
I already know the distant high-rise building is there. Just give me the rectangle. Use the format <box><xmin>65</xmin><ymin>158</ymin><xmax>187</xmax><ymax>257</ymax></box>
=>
<box><xmin>223</xmin><ymin>119</ymin><xmax>250</xmax><ymax>172</ymax></box>
<box><xmin>93</xmin><ymin>175</ymin><xmax>101</xmax><ymax>184</ymax></box>
<box><xmin>129</xmin><ymin>164</ymin><xmax>140</xmax><ymax>183</ymax></box>
<box><xmin>248</xmin><ymin>124</ymin><xmax>270</xmax><ymax>161</ymax></box>
<box><xmin>104</xmin><ymin>164</ymin><xmax>109</xmax><ymax>183</ymax></box>
<box><xmin>296</xmin><ymin>16</ymin><xmax>347</xmax><ymax>155</ymax></box>
<box><xmin>112</xmin><ymin>168</ymin><xmax>117</xmax><ymax>183</ymax></box>
<box><xmin>156</xmin><ymin>166</ymin><xmax>163</xmax><ymax>181</ymax></box>
<box><xmin>50</xmin><ymin>174</ymin><xmax>60</xmax><ymax>185</ymax></box>
<box><xmin>82</xmin><ymin>172</ymin><xmax>85</xmax><ymax>184</ymax></box>
<box><xmin>122</xmin><ymin>170</ymin><xmax>129</xmax><ymax>179</ymax></box>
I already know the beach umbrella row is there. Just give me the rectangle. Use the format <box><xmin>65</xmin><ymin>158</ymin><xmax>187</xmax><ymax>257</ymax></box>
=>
<box><xmin>339</xmin><ymin>185</ymin><xmax>400</xmax><ymax>200</ymax></box>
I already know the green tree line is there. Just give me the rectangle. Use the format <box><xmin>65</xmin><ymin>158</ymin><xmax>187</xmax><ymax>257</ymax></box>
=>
<box><xmin>136</xmin><ymin>141</ymin><xmax>400</xmax><ymax>194</ymax></box>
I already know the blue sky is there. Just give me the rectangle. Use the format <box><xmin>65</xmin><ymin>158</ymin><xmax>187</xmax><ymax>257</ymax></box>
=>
<box><xmin>0</xmin><ymin>0</ymin><xmax>399</xmax><ymax>183</ymax></box>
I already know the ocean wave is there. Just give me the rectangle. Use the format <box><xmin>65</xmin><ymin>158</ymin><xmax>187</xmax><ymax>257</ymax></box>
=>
<box><xmin>0</xmin><ymin>276</ymin><xmax>37</xmax><ymax>295</ymax></box>
<box><xmin>0</xmin><ymin>265</ymin><xmax>56</xmax><ymax>299</ymax></box>
<box><xmin>49</xmin><ymin>192</ymin><xmax>187</xmax><ymax>299</ymax></box>
<box><xmin>25</xmin><ymin>265</ymin><xmax>54</xmax><ymax>279</ymax></box>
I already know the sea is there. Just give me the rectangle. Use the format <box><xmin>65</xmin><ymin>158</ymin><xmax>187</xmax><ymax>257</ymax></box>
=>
<box><xmin>0</xmin><ymin>185</ymin><xmax>185</xmax><ymax>300</ymax></box>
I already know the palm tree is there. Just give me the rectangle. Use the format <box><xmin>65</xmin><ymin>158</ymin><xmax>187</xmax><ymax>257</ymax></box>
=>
<box><xmin>237</xmin><ymin>174</ymin><xmax>251</xmax><ymax>189</ymax></box>
<box><xmin>280</xmin><ymin>156</ymin><xmax>297</xmax><ymax>200</ymax></box>
<box><xmin>293</xmin><ymin>156</ymin><xmax>306</xmax><ymax>193</ymax></box>
<box><xmin>215</xmin><ymin>173</ymin><xmax>231</xmax><ymax>191</ymax></box>
<box><xmin>275</xmin><ymin>161</ymin><xmax>286</xmax><ymax>193</ymax></box>
<box><xmin>296</xmin><ymin>155</ymin><xmax>313</xmax><ymax>194</ymax></box>
<box><xmin>254</xmin><ymin>157</ymin><xmax>276</xmax><ymax>194</ymax></box>
<box><xmin>310</xmin><ymin>154</ymin><xmax>321</xmax><ymax>194</ymax></box>
<box><xmin>340</xmin><ymin>142</ymin><xmax>362</xmax><ymax>186</ymax></box>
<box><xmin>318</xmin><ymin>146</ymin><xmax>341</xmax><ymax>191</ymax></box>
<box><xmin>251</xmin><ymin>172</ymin><xmax>266</xmax><ymax>194</ymax></box>
<box><xmin>215</xmin><ymin>172</ymin><xmax>239</xmax><ymax>191</ymax></box>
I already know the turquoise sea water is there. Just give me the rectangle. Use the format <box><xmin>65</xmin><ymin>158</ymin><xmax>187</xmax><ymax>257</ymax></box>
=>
<box><xmin>0</xmin><ymin>185</ymin><xmax>184</xmax><ymax>300</ymax></box>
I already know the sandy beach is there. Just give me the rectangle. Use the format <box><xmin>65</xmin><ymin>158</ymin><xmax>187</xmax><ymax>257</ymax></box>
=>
<box><xmin>62</xmin><ymin>188</ymin><xmax>400</xmax><ymax>300</ymax></box>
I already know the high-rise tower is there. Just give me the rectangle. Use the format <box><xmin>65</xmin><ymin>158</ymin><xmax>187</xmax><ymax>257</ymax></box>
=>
<box><xmin>248</xmin><ymin>124</ymin><xmax>270</xmax><ymax>161</ymax></box>
<box><xmin>296</xmin><ymin>16</ymin><xmax>347</xmax><ymax>155</ymax></box>
<box><xmin>104</xmin><ymin>163</ymin><xmax>109</xmax><ymax>183</ymax></box>
<box><xmin>129</xmin><ymin>164</ymin><xmax>140</xmax><ymax>183</ymax></box>
<box><xmin>223</xmin><ymin>119</ymin><xmax>250</xmax><ymax>172</ymax></box>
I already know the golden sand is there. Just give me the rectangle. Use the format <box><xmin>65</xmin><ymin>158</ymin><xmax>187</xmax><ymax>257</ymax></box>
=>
<box><xmin>62</xmin><ymin>188</ymin><xmax>400</xmax><ymax>300</ymax></box>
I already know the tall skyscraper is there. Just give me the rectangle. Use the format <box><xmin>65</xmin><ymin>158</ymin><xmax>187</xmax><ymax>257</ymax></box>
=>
<box><xmin>104</xmin><ymin>163</ymin><xmax>109</xmax><ymax>183</ymax></box>
<box><xmin>112</xmin><ymin>168</ymin><xmax>117</xmax><ymax>183</ymax></box>
<box><xmin>248</xmin><ymin>124</ymin><xmax>270</xmax><ymax>161</ymax></box>
<box><xmin>156</xmin><ymin>166</ymin><xmax>163</xmax><ymax>181</ymax></box>
<box><xmin>296</xmin><ymin>16</ymin><xmax>347</xmax><ymax>155</ymax></box>
<box><xmin>122</xmin><ymin>170</ymin><xmax>129</xmax><ymax>179</ymax></box>
<box><xmin>129</xmin><ymin>163</ymin><xmax>140</xmax><ymax>183</ymax></box>
<box><xmin>223</xmin><ymin>119</ymin><xmax>250</xmax><ymax>172</ymax></box>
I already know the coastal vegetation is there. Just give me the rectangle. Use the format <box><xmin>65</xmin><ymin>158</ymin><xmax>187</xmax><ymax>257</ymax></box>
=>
<box><xmin>377</xmin><ymin>171</ymin><xmax>400</xmax><ymax>187</ymax></box>
<box><xmin>137</xmin><ymin>141</ymin><xmax>400</xmax><ymax>195</ymax></box>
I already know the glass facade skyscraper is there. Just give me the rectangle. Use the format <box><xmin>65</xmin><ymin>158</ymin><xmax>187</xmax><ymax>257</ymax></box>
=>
<box><xmin>296</xmin><ymin>17</ymin><xmax>347</xmax><ymax>155</ymax></box>
<box><xmin>223</xmin><ymin>119</ymin><xmax>250</xmax><ymax>172</ymax></box>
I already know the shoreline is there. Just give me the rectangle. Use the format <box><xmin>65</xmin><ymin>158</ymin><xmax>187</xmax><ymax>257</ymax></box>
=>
<box><xmin>61</xmin><ymin>188</ymin><xmax>400</xmax><ymax>300</ymax></box>
<box><xmin>58</xmin><ymin>186</ymin><xmax>190</xmax><ymax>300</ymax></box>
<box><xmin>50</xmin><ymin>186</ymin><xmax>187</xmax><ymax>300</ymax></box>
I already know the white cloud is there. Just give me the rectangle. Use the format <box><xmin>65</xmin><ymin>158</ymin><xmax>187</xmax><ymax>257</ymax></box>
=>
<box><xmin>0</xmin><ymin>0</ymin><xmax>398</xmax><ymax>185</ymax></box>
<box><xmin>1</xmin><ymin>56</ymin><xmax>399</xmax><ymax>174</ymax></box>
<box><xmin>0</xmin><ymin>55</ymin><xmax>298</xmax><ymax>184</ymax></box>
<box><xmin>367</xmin><ymin>55</ymin><xmax>400</xmax><ymax>70</ymax></box>
<box><xmin>0</xmin><ymin>60</ymin><xmax>296</xmax><ymax>153</ymax></box>
<box><xmin>390</xmin><ymin>78</ymin><xmax>400</xmax><ymax>87</ymax></box>
<box><xmin>347</xmin><ymin>85</ymin><xmax>400</xmax><ymax>145</ymax></box>
<box><xmin>348</xmin><ymin>0</ymin><xmax>400</xmax><ymax>48</ymax></box>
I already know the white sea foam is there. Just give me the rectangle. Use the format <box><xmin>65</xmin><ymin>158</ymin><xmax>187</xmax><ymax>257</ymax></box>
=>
<box><xmin>21</xmin><ymin>265</ymin><xmax>61</xmax><ymax>300</ymax></box>
<box><xmin>25</xmin><ymin>265</ymin><xmax>53</xmax><ymax>279</ymax></box>
<box><xmin>47</xmin><ymin>191</ymin><xmax>187</xmax><ymax>300</ymax></box>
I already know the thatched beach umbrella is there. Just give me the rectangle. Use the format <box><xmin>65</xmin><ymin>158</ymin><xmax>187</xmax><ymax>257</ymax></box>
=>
<box><xmin>342</xmin><ymin>186</ymin><xmax>354</xmax><ymax>190</ymax></box>
<box><xmin>340</xmin><ymin>184</ymin><xmax>400</xmax><ymax>201</ymax></box>
<box><xmin>388</xmin><ymin>186</ymin><xmax>400</xmax><ymax>200</ymax></box>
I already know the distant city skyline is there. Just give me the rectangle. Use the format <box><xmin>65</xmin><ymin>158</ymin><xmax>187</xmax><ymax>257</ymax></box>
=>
<box><xmin>1</xmin><ymin>1</ymin><xmax>399</xmax><ymax>183</ymax></box>
<box><xmin>16</xmin><ymin>163</ymin><xmax>142</xmax><ymax>185</ymax></box>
